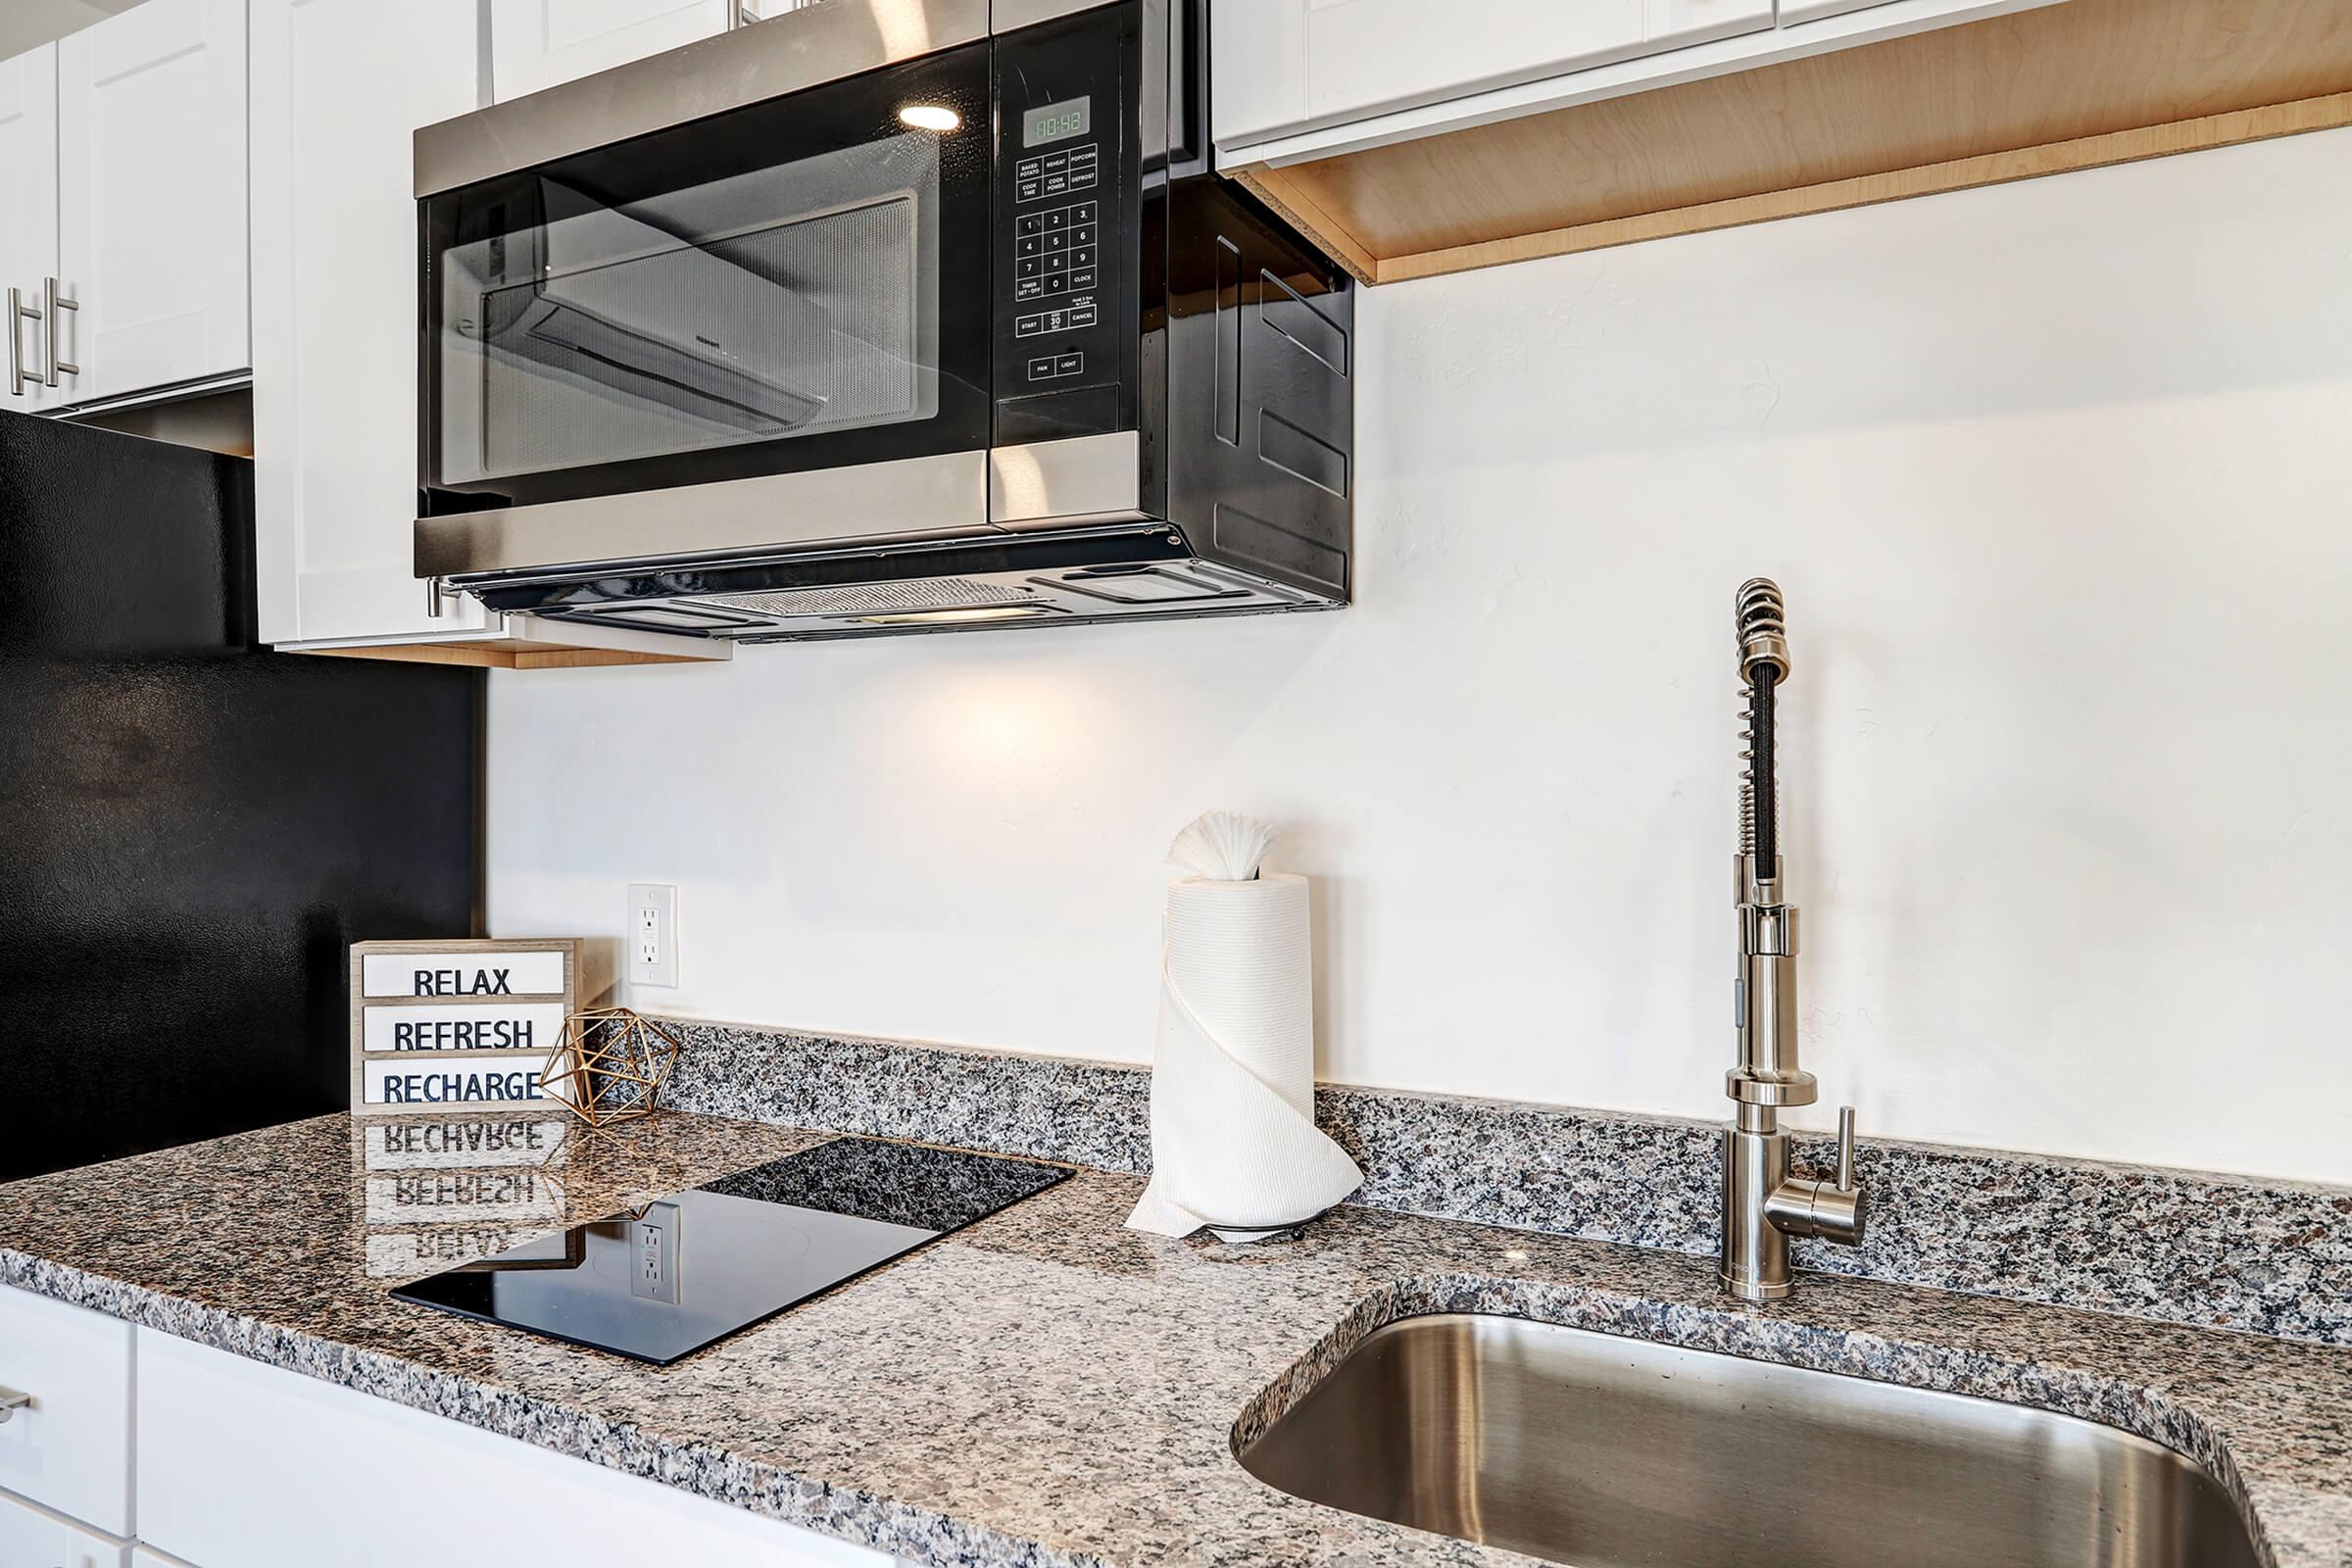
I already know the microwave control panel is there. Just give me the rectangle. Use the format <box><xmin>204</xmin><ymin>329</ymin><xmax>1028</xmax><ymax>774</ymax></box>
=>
<box><xmin>993</xmin><ymin>6</ymin><xmax>1137</xmax><ymax>447</ymax></box>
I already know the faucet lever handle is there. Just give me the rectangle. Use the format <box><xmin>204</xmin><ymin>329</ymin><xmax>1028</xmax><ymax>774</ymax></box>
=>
<box><xmin>1835</xmin><ymin>1105</ymin><xmax>1856</xmax><ymax>1191</ymax></box>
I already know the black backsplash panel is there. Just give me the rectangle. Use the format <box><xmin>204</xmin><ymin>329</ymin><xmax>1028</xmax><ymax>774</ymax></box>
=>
<box><xmin>1</xmin><ymin>414</ymin><xmax>481</xmax><ymax>1182</ymax></box>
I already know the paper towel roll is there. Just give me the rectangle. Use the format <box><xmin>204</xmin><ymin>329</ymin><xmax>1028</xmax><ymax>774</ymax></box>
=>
<box><xmin>1126</xmin><ymin>871</ymin><xmax>1364</xmax><ymax>1237</ymax></box>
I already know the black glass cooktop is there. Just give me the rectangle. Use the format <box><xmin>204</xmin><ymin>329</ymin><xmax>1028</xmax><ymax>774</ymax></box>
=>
<box><xmin>391</xmin><ymin>1137</ymin><xmax>1071</xmax><ymax>1364</ymax></box>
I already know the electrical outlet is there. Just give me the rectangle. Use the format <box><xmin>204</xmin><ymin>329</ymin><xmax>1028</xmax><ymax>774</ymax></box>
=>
<box><xmin>626</xmin><ymin>883</ymin><xmax>678</xmax><ymax>989</ymax></box>
<box><xmin>629</xmin><ymin>1200</ymin><xmax>681</xmax><ymax>1304</ymax></box>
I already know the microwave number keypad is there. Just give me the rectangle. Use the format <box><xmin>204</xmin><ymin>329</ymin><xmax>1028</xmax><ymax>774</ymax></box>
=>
<box><xmin>1013</xmin><ymin>199</ymin><xmax>1099</xmax><ymax>304</ymax></box>
<box><xmin>1013</xmin><ymin>141</ymin><xmax>1100</xmax><ymax>205</ymax></box>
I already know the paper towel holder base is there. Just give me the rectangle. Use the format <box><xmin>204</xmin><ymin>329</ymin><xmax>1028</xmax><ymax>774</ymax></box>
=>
<box><xmin>1200</xmin><ymin>1202</ymin><xmax>1343</xmax><ymax>1246</ymax></box>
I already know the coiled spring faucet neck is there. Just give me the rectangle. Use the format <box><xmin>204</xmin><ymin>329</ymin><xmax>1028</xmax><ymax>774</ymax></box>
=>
<box><xmin>1737</xmin><ymin>578</ymin><xmax>1789</xmax><ymax>887</ymax></box>
<box><xmin>1720</xmin><ymin>577</ymin><xmax>1867</xmax><ymax>1301</ymax></box>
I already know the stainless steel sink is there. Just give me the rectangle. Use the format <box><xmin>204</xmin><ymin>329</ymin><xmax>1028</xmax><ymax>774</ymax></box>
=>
<box><xmin>1238</xmin><ymin>1314</ymin><xmax>2261</xmax><ymax>1568</ymax></box>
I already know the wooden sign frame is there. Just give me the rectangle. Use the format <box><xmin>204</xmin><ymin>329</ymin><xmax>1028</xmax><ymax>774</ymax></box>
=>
<box><xmin>348</xmin><ymin>939</ymin><xmax>578</xmax><ymax>1117</ymax></box>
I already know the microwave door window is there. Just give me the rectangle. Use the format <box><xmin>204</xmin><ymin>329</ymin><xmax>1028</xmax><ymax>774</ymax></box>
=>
<box><xmin>436</xmin><ymin>131</ymin><xmax>943</xmax><ymax>488</ymax></box>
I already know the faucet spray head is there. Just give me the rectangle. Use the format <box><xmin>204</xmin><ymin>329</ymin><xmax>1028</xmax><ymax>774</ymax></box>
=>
<box><xmin>1737</xmin><ymin>577</ymin><xmax>1790</xmax><ymax>688</ymax></box>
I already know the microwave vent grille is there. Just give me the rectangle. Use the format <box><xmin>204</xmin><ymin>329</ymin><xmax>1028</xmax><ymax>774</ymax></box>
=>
<box><xmin>693</xmin><ymin>580</ymin><xmax>1039</xmax><ymax>618</ymax></box>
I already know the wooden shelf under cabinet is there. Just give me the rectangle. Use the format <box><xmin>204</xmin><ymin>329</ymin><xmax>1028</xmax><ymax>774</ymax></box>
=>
<box><xmin>1229</xmin><ymin>0</ymin><xmax>2352</xmax><ymax>284</ymax></box>
<box><xmin>285</xmin><ymin>613</ymin><xmax>730</xmax><ymax>670</ymax></box>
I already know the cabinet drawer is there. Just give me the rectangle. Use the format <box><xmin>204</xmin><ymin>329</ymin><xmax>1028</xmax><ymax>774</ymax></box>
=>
<box><xmin>0</xmin><ymin>1488</ymin><xmax>129</xmax><ymax>1568</ymax></box>
<box><xmin>138</xmin><ymin>1332</ymin><xmax>890</xmax><ymax>1568</ymax></box>
<box><xmin>0</xmin><ymin>1287</ymin><xmax>134</xmax><ymax>1538</ymax></box>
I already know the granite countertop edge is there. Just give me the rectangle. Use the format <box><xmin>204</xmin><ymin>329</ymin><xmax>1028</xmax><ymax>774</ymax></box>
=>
<box><xmin>0</xmin><ymin>1242</ymin><xmax>1109</xmax><ymax>1568</ymax></box>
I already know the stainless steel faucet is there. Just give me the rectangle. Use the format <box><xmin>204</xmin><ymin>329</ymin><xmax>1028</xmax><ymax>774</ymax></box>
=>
<box><xmin>1721</xmin><ymin>579</ymin><xmax>1867</xmax><ymax>1301</ymax></box>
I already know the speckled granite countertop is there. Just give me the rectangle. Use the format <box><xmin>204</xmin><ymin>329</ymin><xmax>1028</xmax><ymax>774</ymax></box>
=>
<box><xmin>2</xmin><ymin>1111</ymin><xmax>2347</xmax><ymax>1568</ymax></box>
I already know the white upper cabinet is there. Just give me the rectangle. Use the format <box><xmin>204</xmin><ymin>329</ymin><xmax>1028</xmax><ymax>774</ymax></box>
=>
<box><xmin>490</xmin><ymin>0</ymin><xmax>732</xmax><ymax>100</ymax></box>
<box><xmin>248</xmin><ymin>0</ymin><xmax>723</xmax><ymax>661</ymax></box>
<box><xmin>1213</xmin><ymin>0</ymin><xmax>1775</xmax><ymax>151</ymax></box>
<box><xmin>0</xmin><ymin>44</ymin><xmax>64</xmax><ymax>413</ymax></box>
<box><xmin>57</xmin><ymin>0</ymin><xmax>251</xmax><ymax>407</ymax></box>
<box><xmin>1780</xmin><ymin>0</ymin><xmax>1899</xmax><ymax>23</ymax></box>
<box><xmin>249</xmin><ymin>0</ymin><xmax>491</xmax><ymax>646</ymax></box>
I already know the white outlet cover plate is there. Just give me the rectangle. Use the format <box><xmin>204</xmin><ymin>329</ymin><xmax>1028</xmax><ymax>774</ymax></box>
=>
<box><xmin>626</xmin><ymin>883</ymin><xmax>678</xmax><ymax>989</ymax></box>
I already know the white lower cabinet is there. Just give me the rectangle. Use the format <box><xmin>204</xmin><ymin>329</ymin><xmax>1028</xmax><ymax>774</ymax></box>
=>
<box><xmin>137</xmin><ymin>1331</ymin><xmax>893</xmax><ymax>1568</ymax></box>
<box><xmin>0</xmin><ymin>1488</ymin><xmax>130</xmax><ymax>1568</ymax></box>
<box><xmin>0</xmin><ymin>1283</ymin><xmax>901</xmax><ymax>1568</ymax></box>
<box><xmin>0</xmin><ymin>1287</ymin><xmax>134</xmax><ymax>1539</ymax></box>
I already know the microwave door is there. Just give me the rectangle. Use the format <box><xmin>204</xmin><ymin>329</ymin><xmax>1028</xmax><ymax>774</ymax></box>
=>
<box><xmin>421</xmin><ymin>29</ymin><xmax>994</xmax><ymax>539</ymax></box>
<box><xmin>475</xmin><ymin>188</ymin><xmax>832</xmax><ymax>449</ymax></box>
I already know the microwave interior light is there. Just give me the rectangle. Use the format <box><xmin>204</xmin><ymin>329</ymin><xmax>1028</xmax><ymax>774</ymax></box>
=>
<box><xmin>898</xmin><ymin>104</ymin><xmax>961</xmax><ymax>132</ymax></box>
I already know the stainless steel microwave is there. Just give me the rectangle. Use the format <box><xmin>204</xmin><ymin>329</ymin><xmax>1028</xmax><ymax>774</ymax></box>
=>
<box><xmin>412</xmin><ymin>0</ymin><xmax>1353</xmax><ymax>644</ymax></box>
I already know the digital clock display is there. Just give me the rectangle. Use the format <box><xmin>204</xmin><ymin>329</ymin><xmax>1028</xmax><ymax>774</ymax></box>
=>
<box><xmin>1024</xmin><ymin>96</ymin><xmax>1090</xmax><ymax>147</ymax></box>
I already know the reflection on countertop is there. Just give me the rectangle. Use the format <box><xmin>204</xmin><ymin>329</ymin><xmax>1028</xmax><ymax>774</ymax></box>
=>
<box><xmin>352</xmin><ymin>1113</ymin><xmax>579</xmax><ymax>1274</ymax></box>
<box><xmin>1</xmin><ymin>1110</ymin><xmax>2348</xmax><ymax>1568</ymax></box>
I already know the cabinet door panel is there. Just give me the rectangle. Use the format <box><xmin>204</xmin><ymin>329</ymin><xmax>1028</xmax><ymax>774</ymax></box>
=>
<box><xmin>1647</xmin><ymin>0</ymin><xmax>1777</xmax><ymax>52</ymax></box>
<box><xmin>249</xmin><ymin>0</ymin><xmax>490</xmax><ymax>644</ymax></box>
<box><xmin>138</xmin><ymin>1331</ymin><xmax>890</xmax><ymax>1568</ymax></box>
<box><xmin>0</xmin><ymin>1490</ymin><xmax>131</xmax><ymax>1568</ymax></box>
<box><xmin>0</xmin><ymin>1285</ymin><xmax>135</xmax><ymax>1539</ymax></box>
<box><xmin>1780</xmin><ymin>0</ymin><xmax>1901</xmax><ymax>23</ymax></box>
<box><xmin>490</xmin><ymin>0</ymin><xmax>730</xmax><ymax>101</ymax></box>
<box><xmin>56</xmin><ymin>0</ymin><xmax>250</xmax><ymax>406</ymax></box>
<box><xmin>1302</xmin><ymin>0</ymin><xmax>1650</xmax><ymax>131</ymax></box>
<box><xmin>0</xmin><ymin>45</ymin><xmax>62</xmax><ymax>413</ymax></box>
<box><xmin>1214</xmin><ymin>0</ymin><xmax>1776</xmax><ymax>151</ymax></box>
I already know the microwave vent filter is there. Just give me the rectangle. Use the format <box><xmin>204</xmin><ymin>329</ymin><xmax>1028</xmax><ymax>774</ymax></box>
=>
<box><xmin>693</xmin><ymin>580</ymin><xmax>1040</xmax><ymax>618</ymax></box>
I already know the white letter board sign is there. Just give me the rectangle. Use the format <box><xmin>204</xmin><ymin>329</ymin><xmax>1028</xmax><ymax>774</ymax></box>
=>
<box><xmin>348</xmin><ymin>939</ymin><xmax>577</xmax><ymax>1117</ymax></box>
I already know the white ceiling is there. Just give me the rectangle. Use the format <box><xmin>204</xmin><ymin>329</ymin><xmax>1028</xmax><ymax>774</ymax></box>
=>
<box><xmin>0</xmin><ymin>0</ymin><xmax>148</xmax><ymax>62</ymax></box>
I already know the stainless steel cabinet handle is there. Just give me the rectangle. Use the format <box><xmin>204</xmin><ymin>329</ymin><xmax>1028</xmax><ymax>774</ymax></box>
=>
<box><xmin>44</xmin><ymin>277</ymin><xmax>78</xmax><ymax>386</ymax></box>
<box><xmin>7</xmin><ymin>287</ymin><xmax>38</xmax><ymax>398</ymax></box>
<box><xmin>0</xmin><ymin>1384</ymin><xmax>30</xmax><ymax>1424</ymax></box>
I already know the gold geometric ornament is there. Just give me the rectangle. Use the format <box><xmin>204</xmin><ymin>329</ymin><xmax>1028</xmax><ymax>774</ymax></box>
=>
<box><xmin>539</xmin><ymin>1007</ymin><xmax>682</xmax><ymax>1128</ymax></box>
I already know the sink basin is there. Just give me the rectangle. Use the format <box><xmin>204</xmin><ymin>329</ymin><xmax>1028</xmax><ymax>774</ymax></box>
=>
<box><xmin>1238</xmin><ymin>1314</ymin><xmax>2261</xmax><ymax>1568</ymax></box>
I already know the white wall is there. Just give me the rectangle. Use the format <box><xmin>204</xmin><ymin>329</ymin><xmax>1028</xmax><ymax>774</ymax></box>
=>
<box><xmin>488</xmin><ymin>126</ymin><xmax>2352</xmax><ymax>1186</ymax></box>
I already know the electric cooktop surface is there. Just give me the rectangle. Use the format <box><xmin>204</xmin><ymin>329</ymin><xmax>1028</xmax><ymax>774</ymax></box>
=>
<box><xmin>391</xmin><ymin>1136</ymin><xmax>1072</xmax><ymax>1363</ymax></box>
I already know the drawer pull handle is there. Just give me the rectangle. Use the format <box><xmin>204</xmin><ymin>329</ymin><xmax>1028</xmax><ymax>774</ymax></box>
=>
<box><xmin>0</xmin><ymin>1385</ymin><xmax>28</xmax><ymax>1424</ymax></box>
